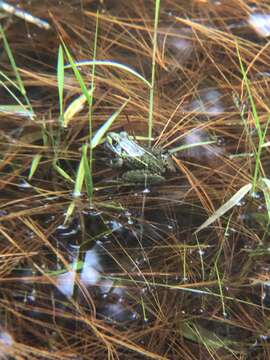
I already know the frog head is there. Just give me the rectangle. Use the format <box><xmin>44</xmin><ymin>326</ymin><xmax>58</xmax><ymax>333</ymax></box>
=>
<box><xmin>105</xmin><ymin>132</ymin><xmax>145</xmax><ymax>158</ymax></box>
<box><xmin>105</xmin><ymin>132</ymin><xmax>124</xmax><ymax>157</ymax></box>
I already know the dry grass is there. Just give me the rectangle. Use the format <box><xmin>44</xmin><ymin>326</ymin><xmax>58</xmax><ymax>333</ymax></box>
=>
<box><xmin>0</xmin><ymin>0</ymin><xmax>270</xmax><ymax>359</ymax></box>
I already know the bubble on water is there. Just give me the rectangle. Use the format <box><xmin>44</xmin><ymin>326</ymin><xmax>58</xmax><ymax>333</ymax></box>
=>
<box><xmin>142</xmin><ymin>188</ymin><xmax>150</xmax><ymax>194</ymax></box>
<box><xmin>0</xmin><ymin>329</ymin><xmax>13</xmax><ymax>347</ymax></box>
<box><xmin>236</xmin><ymin>199</ymin><xmax>246</xmax><ymax>207</ymax></box>
<box><xmin>130</xmin><ymin>311</ymin><xmax>139</xmax><ymax>321</ymax></box>
<box><xmin>18</xmin><ymin>179</ymin><xmax>31</xmax><ymax>189</ymax></box>
<box><xmin>106</xmin><ymin>220</ymin><xmax>122</xmax><ymax>231</ymax></box>
<box><xmin>198</xmin><ymin>249</ymin><xmax>205</xmax><ymax>256</ymax></box>
<box><xmin>217</xmin><ymin>137</ymin><xmax>225</xmax><ymax>146</ymax></box>
<box><xmin>27</xmin><ymin>289</ymin><xmax>36</xmax><ymax>303</ymax></box>
<box><xmin>140</xmin><ymin>287</ymin><xmax>148</xmax><ymax>294</ymax></box>
<box><xmin>259</xmin><ymin>334</ymin><xmax>270</xmax><ymax>341</ymax></box>
<box><xmin>251</xmin><ymin>191</ymin><xmax>262</xmax><ymax>199</ymax></box>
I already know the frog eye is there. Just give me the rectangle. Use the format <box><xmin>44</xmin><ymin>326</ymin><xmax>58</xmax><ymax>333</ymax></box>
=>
<box><xmin>111</xmin><ymin>138</ymin><xmax>119</xmax><ymax>147</ymax></box>
<box><xmin>108</xmin><ymin>138</ymin><xmax>122</xmax><ymax>155</ymax></box>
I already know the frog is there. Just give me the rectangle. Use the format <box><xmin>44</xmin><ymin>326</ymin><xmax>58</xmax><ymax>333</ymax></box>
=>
<box><xmin>105</xmin><ymin>131</ymin><xmax>176</xmax><ymax>185</ymax></box>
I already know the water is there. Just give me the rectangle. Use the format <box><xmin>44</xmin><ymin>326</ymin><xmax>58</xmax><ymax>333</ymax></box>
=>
<box><xmin>1</xmin><ymin>0</ymin><xmax>270</xmax><ymax>358</ymax></box>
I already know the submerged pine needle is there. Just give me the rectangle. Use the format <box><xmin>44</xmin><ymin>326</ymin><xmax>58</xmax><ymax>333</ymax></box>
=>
<box><xmin>0</xmin><ymin>1</ymin><xmax>51</xmax><ymax>30</ymax></box>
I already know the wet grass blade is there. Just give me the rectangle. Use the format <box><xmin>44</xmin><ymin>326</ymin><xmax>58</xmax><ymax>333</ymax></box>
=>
<box><xmin>28</xmin><ymin>154</ymin><xmax>42</xmax><ymax>180</ymax></box>
<box><xmin>169</xmin><ymin>140</ymin><xmax>216</xmax><ymax>154</ymax></box>
<box><xmin>63</xmin><ymin>88</ymin><xmax>94</xmax><ymax>127</ymax></box>
<box><xmin>0</xmin><ymin>79</ymin><xmax>27</xmax><ymax>108</ymax></box>
<box><xmin>215</xmin><ymin>263</ymin><xmax>226</xmax><ymax>317</ymax></box>
<box><xmin>64</xmin><ymin>60</ymin><xmax>151</xmax><ymax>88</ymax></box>
<box><xmin>195</xmin><ymin>183</ymin><xmax>252</xmax><ymax>233</ymax></box>
<box><xmin>57</xmin><ymin>45</ymin><xmax>64</xmax><ymax>124</ymax></box>
<box><xmin>62</xmin><ymin>43</ymin><xmax>92</xmax><ymax>106</ymax></box>
<box><xmin>0</xmin><ymin>25</ymin><xmax>33</xmax><ymax>114</ymax></box>
<box><xmin>82</xmin><ymin>144</ymin><xmax>93</xmax><ymax>199</ymax></box>
<box><xmin>0</xmin><ymin>69</ymin><xmax>21</xmax><ymax>91</ymax></box>
<box><xmin>0</xmin><ymin>1</ymin><xmax>51</xmax><ymax>30</ymax></box>
<box><xmin>0</xmin><ymin>24</ymin><xmax>25</xmax><ymax>95</ymax></box>
<box><xmin>148</xmin><ymin>0</ymin><xmax>160</xmax><ymax>144</ymax></box>
<box><xmin>180</xmin><ymin>322</ymin><xmax>244</xmax><ymax>351</ymax></box>
<box><xmin>91</xmin><ymin>98</ymin><xmax>129</xmax><ymax>149</ymax></box>
<box><xmin>73</xmin><ymin>151</ymin><xmax>85</xmax><ymax>197</ymax></box>
<box><xmin>260</xmin><ymin>178</ymin><xmax>270</xmax><ymax>221</ymax></box>
<box><xmin>87</xmin><ymin>10</ymin><xmax>99</xmax><ymax>202</ymax></box>
<box><xmin>64</xmin><ymin>201</ymin><xmax>76</xmax><ymax>224</ymax></box>
<box><xmin>236</xmin><ymin>43</ymin><xmax>266</xmax><ymax>191</ymax></box>
<box><xmin>0</xmin><ymin>104</ymin><xmax>34</xmax><ymax>118</ymax></box>
<box><xmin>53</xmin><ymin>162</ymin><xmax>74</xmax><ymax>183</ymax></box>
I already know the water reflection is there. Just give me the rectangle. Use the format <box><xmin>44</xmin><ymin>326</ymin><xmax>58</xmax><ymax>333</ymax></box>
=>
<box><xmin>54</xmin><ymin>241</ymin><xmax>140</xmax><ymax>324</ymax></box>
<box><xmin>0</xmin><ymin>328</ymin><xmax>13</xmax><ymax>347</ymax></box>
<box><xmin>248</xmin><ymin>13</ymin><xmax>270</xmax><ymax>38</ymax></box>
<box><xmin>181</xmin><ymin>128</ymin><xmax>224</xmax><ymax>161</ymax></box>
<box><xmin>56</xmin><ymin>268</ymin><xmax>76</xmax><ymax>299</ymax></box>
<box><xmin>158</xmin><ymin>26</ymin><xmax>194</xmax><ymax>67</ymax></box>
<box><xmin>188</xmin><ymin>89</ymin><xmax>225</xmax><ymax>116</ymax></box>
<box><xmin>55</xmin><ymin>245</ymin><xmax>113</xmax><ymax>299</ymax></box>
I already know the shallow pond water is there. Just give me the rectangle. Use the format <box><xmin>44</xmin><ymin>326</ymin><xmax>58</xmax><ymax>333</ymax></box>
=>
<box><xmin>1</xmin><ymin>1</ymin><xmax>270</xmax><ymax>359</ymax></box>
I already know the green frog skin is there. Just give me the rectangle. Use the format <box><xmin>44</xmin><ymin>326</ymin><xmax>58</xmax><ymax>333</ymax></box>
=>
<box><xmin>105</xmin><ymin>131</ymin><xmax>175</xmax><ymax>185</ymax></box>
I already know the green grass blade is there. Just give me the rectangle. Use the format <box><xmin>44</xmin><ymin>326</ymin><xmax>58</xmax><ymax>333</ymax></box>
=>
<box><xmin>28</xmin><ymin>154</ymin><xmax>42</xmax><ymax>180</ymax></box>
<box><xmin>64</xmin><ymin>201</ymin><xmax>76</xmax><ymax>224</ymax></box>
<box><xmin>0</xmin><ymin>79</ymin><xmax>31</xmax><ymax>116</ymax></box>
<box><xmin>148</xmin><ymin>0</ymin><xmax>160</xmax><ymax>144</ymax></box>
<box><xmin>0</xmin><ymin>104</ymin><xmax>34</xmax><ymax>118</ymax></box>
<box><xmin>0</xmin><ymin>25</ymin><xmax>34</xmax><ymax>116</ymax></box>
<box><xmin>73</xmin><ymin>152</ymin><xmax>85</xmax><ymax>197</ymax></box>
<box><xmin>57</xmin><ymin>45</ymin><xmax>64</xmax><ymax>124</ymax></box>
<box><xmin>53</xmin><ymin>162</ymin><xmax>74</xmax><ymax>183</ymax></box>
<box><xmin>0</xmin><ymin>69</ymin><xmax>21</xmax><ymax>91</ymax></box>
<box><xmin>169</xmin><ymin>140</ymin><xmax>216</xmax><ymax>154</ymax></box>
<box><xmin>215</xmin><ymin>263</ymin><xmax>226</xmax><ymax>317</ymax></box>
<box><xmin>91</xmin><ymin>98</ymin><xmax>129</xmax><ymax>149</ymax></box>
<box><xmin>195</xmin><ymin>183</ymin><xmax>252</xmax><ymax>233</ymax></box>
<box><xmin>82</xmin><ymin>144</ymin><xmax>93</xmax><ymax>199</ymax></box>
<box><xmin>64</xmin><ymin>60</ymin><xmax>151</xmax><ymax>88</ymax></box>
<box><xmin>236</xmin><ymin>43</ymin><xmax>264</xmax><ymax>191</ymax></box>
<box><xmin>87</xmin><ymin>10</ymin><xmax>99</xmax><ymax>203</ymax></box>
<box><xmin>0</xmin><ymin>24</ymin><xmax>25</xmax><ymax>95</ymax></box>
<box><xmin>260</xmin><ymin>178</ymin><xmax>270</xmax><ymax>221</ymax></box>
<box><xmin>63</xmin><ymin>88</ymin><xmax>94</xmax><ymax>127</ymax></box>
<box><xmin>62</xmin><ymin>43</ymin><xmax>92</xmax><ymax>105</ymax></box>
